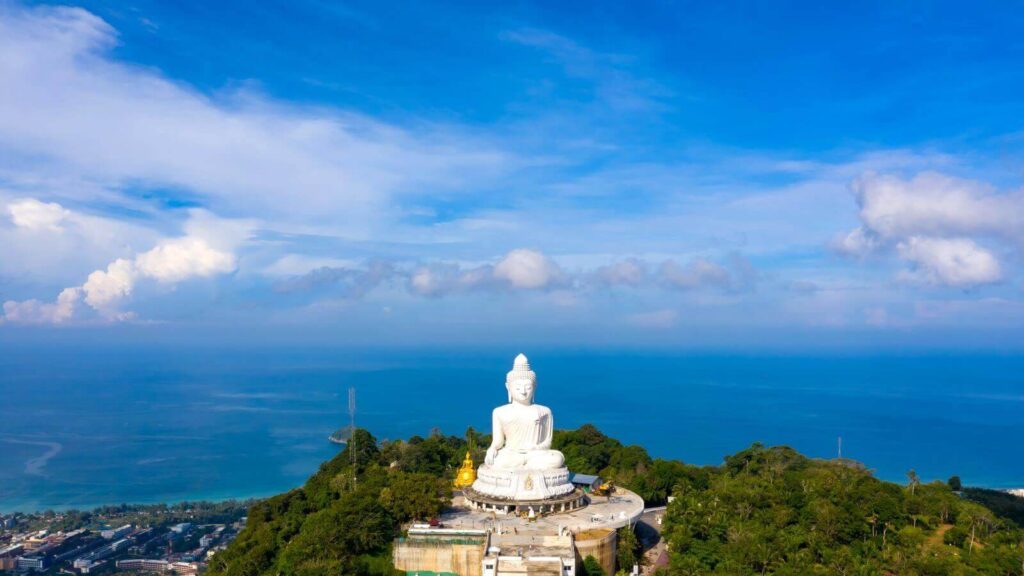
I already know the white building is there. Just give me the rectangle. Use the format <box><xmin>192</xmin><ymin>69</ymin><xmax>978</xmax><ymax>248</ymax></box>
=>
<box><xmin>101</xmin><ymin>524</ymin><xmax>132</xmax><ymax>540</ymax></box>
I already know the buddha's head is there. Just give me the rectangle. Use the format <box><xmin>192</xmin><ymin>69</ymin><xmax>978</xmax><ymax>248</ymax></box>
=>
<box><xmin>505</xmin><ymin>353</ymin><xmax>536</xmax><ymax>405</ymax></box>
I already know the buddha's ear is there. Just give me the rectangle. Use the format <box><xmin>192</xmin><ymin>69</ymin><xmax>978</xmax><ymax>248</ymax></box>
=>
<box><xmin>505</xmin><ymin>381</ymin><xmax>512</xmax><ymax>403</ymax></box>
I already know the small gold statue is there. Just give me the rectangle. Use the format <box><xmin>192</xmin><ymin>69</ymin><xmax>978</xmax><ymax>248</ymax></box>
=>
<box><xmin>453</xmin><ymin>451</ymin><xmax>476</xmax><ymax>488</ymax></box>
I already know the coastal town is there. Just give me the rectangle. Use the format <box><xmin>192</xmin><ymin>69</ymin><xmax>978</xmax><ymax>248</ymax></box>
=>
<box><xmin>0</xmin><ymin>504</ymin><xmax>248</xmax><ymax>576</ymax></box>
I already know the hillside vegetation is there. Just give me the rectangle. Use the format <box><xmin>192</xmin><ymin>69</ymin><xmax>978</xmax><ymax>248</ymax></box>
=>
<box><xmin>208</xmin><ymin>426</ymin><xmax>1024</xmax><ymax>576</ymax></box>
<box><xmin>661</xmin><ymin>444</ymin><xmax>1024</xmax><ymax>575</ymax></box>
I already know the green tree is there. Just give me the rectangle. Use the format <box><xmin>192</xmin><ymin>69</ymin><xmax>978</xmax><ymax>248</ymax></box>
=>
<box><xmin>378</xmin><ymin>472</ymin><xmax>451</xmax><ymax>522</ymax></box>
<box><xmin>582</xmin><ymin>555</ymin><xmax>606</xmax><ymax>576</ymax></box>
<box><xmin>616</xmin><ymin>526</ymin><xmax>641</xmax><ymax>572</ymax></box>
<box><xmin>210</xmin><ymin>427</ymin><xmax>1024</xmax><ymax>576</ymax></box>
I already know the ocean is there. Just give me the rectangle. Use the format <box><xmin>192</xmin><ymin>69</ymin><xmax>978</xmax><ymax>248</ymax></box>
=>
<box><xmin>2</xmin><ymin>346</ymin><xmax>1022</xmax><ymax>512</ymax></box>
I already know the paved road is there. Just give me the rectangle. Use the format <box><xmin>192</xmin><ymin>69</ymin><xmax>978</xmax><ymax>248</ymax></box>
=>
<box><xmin>636</xmin><ymin>507</ymin><xmax>668</xmax><ymax>574</ymax></box>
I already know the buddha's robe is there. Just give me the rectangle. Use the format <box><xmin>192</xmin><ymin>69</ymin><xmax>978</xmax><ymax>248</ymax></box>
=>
<box><xmin>488</xmin><ymin>402</ymin><xmax>565</xmax><ymax>469</ymax></box>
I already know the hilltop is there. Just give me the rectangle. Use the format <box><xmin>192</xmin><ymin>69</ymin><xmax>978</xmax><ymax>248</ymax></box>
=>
<box><xmin>208</xmin><ymin>425</ymin><xmax>1024</xmax><ymax>576</ymax></box>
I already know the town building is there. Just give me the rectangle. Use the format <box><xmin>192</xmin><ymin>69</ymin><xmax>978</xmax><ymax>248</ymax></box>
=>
<box><xmin>168</xmin><ymin>561</ymin><xmax>201</xmax><ymax>575</ymax></box>
<box><xmin>116</xmin><ymin>558</ymin><xmax>169</xmax><ymax>571</ymax></box>
<box><xmin>16</xmin><ymin>555</ymin><xmax>49</xmax><ymax>571</ymax></box>
<box><xmin>101</xmin><ymin>524</ymin><xmax>132</xmax><ymax>540</ymax></box>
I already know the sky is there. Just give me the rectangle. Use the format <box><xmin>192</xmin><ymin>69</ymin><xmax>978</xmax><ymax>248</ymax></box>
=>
<box><xmin>1</xmin><ymin>0</ymin><xmax>1024</xmax><ymax>348</ymax></box>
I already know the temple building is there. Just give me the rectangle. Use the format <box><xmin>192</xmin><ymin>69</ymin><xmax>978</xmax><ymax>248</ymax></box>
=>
<box><xmin>393</xmin><ymin>354</ymin><xmax>644</xmax><ymax>576</ymax></box>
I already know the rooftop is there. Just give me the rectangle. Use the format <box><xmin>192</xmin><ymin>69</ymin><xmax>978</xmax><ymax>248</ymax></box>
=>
<box><xmin>436</xmin><ymin>487</ymin><xmax>644</xmax><ymax>536</ymax></box>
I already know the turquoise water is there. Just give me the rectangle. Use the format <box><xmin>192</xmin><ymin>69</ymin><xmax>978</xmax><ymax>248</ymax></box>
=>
<box><xmin>2</xmin><ymin>346</ymin><xmax>1022</xmax><ymax>512</ymax></box>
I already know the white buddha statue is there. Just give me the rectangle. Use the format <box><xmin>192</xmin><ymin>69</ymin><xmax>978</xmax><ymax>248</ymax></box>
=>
<box><xmin>485</xmin><ymin>354</ymin><xmax>565</xmax><ymax>469</ymax></box>
<box><xmin>470</xmin><ymin>354</ymin><xmax>574</xmax><ymax>502</ymax></box>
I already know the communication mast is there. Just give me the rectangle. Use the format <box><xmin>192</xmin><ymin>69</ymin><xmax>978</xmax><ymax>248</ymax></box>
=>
<box><xmin>349</xmin><ymin>387</ymin><xmax>357</xmax><ymax>488</ymax></box>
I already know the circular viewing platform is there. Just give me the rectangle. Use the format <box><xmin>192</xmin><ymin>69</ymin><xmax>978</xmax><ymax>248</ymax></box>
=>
<box><xmin>440</xmin><ymin>487</ymin><xmax>645</xmax><ymax>534</ymax></box>
<box><xmin>462</xmin><ymin>486</ymin><xmax>587</xmax><ymax>515</ymax></box>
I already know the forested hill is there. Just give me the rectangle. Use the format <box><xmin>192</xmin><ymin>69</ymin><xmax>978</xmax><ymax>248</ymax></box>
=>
<box><xmin>661</xmin><ymin>444</ymin><xmax>1024</xmax><ymax>575</ymax></box>
<box><xmin>208</xmin><ymin>426</ymin><xmax>1024</xmax><ymax>576</ymax></box>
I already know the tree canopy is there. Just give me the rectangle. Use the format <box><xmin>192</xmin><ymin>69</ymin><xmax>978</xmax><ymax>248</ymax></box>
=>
<box><xmin>661</xmin><ymin>443</ymin><xmax>1024</xmax><ymax>575</ymax></box>
<box><xmin>209</xmin><ymin>425</ymin><xmax>1024</xmax><ymax>576</ymax></box>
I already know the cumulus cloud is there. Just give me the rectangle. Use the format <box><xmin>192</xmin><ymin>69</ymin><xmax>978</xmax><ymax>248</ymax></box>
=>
<box><xmin>837</xmin><ymin>172</ymin><xmax>1023</xmax><ymax>287</ymax></box>
<box><xmin>852</xmin><ymin>172</ymin><xmax>1022</xmax><ymax>241</ymax></box>
<box><xmin>493</xmin><ymin>249</ymin><xmax>565</xmax><ymax>289</ymax></box>
<box><xmin>2</xmin><ymin>287</ymin><xmax>80</xmax><ymax>324</ymax></box>
<box><xmin>7</xmin><ymin>198</ymin><xmax>69</xmax><ymax>231</ymax></box>
<box><xmin>897</xmin><ymin>237</ymin><xmax>1002</xmax><ymax>287</ymax></box>
<box><xmin>407</xmin><ymin>249</ymin><xmax>565</xmax><ymax>297</ymax></box>
<box><xmin>2</xmin><ymin>212</ymin><xmax>242</xmax><ymax>323</ymax></box>
<box><xmin>135</xmin><ymin>237</ymin><xmax>236</xmax><ymax>282</ymax></box>
<box><xmin>82</xmin><ymin>258</ymin><xmax>136</xmax><ymax>309</ymax></box>
<box><xmin>1</xmin><ymin>195</ymin><xmax>165</xmax><ymax>287</ymax></box>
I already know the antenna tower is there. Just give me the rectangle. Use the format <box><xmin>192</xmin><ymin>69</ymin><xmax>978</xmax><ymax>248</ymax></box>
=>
<box><xmin>348</xmin><ymin>387</ymin><xmax>357</xmax><ymax>487</ymax></box>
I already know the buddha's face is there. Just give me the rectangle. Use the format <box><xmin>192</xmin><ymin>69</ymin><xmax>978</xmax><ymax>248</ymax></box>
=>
<box><xmin>507</xmin><ymin>377</ymin><xmax>535</xmax><ymax>405</ymax></box>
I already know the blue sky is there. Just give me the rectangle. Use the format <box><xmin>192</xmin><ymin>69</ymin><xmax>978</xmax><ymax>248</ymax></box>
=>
<box><xmin>1</xmin><ymin>0</ymin><xmax>1023</xmax><ymax>348</ymax></box>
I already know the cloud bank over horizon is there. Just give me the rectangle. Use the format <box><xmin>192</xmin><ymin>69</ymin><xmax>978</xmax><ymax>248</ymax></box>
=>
<box><xmin>1</xmin><ymin>1</ymin><xmax>1023</xmax><ymax>346</ymax></box>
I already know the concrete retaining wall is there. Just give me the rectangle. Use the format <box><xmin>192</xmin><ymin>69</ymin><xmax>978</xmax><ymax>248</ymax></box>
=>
<box><xmin>393</xmin><ymin>539</ymin><xmax>486</xmax><ymax>576</ymax></box>
<box><xmin>573</xmin><ymin>528</ymin><xmax>616</xmax><ymax>576</ymax></box>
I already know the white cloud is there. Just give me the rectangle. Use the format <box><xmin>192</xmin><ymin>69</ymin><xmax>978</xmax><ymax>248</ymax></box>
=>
<box><xmin>406</xmin><ymin>262</ymin><xmax>495</xmax><ymax>297</ymax></box>
<box><xmin>135</xmin><ymin>237</ymin><xmax>235</xmax><ymax>283</ymax></box>
<box><xmin>837</xmin><ymin>171</ymin><xmax>1022</xmax><ymax>287</ymax></box>
<box><xmin>493</xmin><ymin>249</ymin><xmax>565</xmax><ymax>289</ymax></box>
<box><xmin>7</xmin><ymin>198</ymin><xmax>69</xmax><ymax>231</ymax></box>
<box><xmin>833</xmin><ymin>226</ymin><xmax>879</xmax><ymax>258</ymax></box>
<box><xmin>2</xmin><ymin>287</ymin><xmax>80</xmax><ymax>324</ymax></box>
<box><xmin>82</xmin><ymin>258</ymin><xmax>135</xmax><ymax>309</ymax></box>
<box><xmin>407</xmin><ymin>249</ymin><xmax>565</xmax><ymax>296</ymax></box>
<box><xmin>403</xmin><ymin>252</ymin><xmax>755</xmax><ymax>298</ymax></box>
<box><xmin>409</xmin><ymin>264</ymin><xmax>466</xmax><ymax>297</ymax></box>
<box><xmin>897</xmin><ymin>237</ymin><xmax>1002</xmax><ymax>288</ymax></box>
<box><xmin>0</xmin><ymin>195</ymin><xmax>164</xmax><ymax>286</ymax></box>
<box><xmin>2</xmin><ymin>211</ymin><xmax>242</xmax><ymax>323</ymax></box>
<box><xmin>852</xmin><ymin>172</ymin><xmax>1022</xmax><ymax>241</ymax></box>
<box><xmin>0</xmin><ymin>4</ymin><xmax>506</xmax><ymax>236</ymax></box>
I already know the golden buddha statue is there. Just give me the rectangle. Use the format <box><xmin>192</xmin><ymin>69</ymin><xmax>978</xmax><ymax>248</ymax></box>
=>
<box><xmin>453</xmin><ymin>451</ymin><xmax>476</xmax><ymax>488</ymax></box>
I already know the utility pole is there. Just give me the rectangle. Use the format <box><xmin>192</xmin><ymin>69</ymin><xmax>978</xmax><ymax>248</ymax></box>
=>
<box><xmin>349</xmin><ymin>387</ymin><xmax>357</xmax><ymax>488</ymax></box>
<box><xmin>838</xmin><ymin>436</ymin><xmax>842</xmax><ymax>460</ymax></box>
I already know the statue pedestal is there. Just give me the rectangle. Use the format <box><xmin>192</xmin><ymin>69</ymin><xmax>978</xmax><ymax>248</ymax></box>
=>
<box><xmin>470</xmin><ymin>465</ymin><xmax>575</xmax><ymax>501</ymax></box>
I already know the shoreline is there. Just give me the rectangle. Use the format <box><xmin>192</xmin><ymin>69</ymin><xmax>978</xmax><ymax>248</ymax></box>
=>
<box><xmin>5</xmin><ymin>483</ymin><xmax>1024</xmax><ymax>516</ymax></box>
<box><xmin>0</xmin><ymin>490</ymin><xmax>272</xmax><ymax>515</ymax></box>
